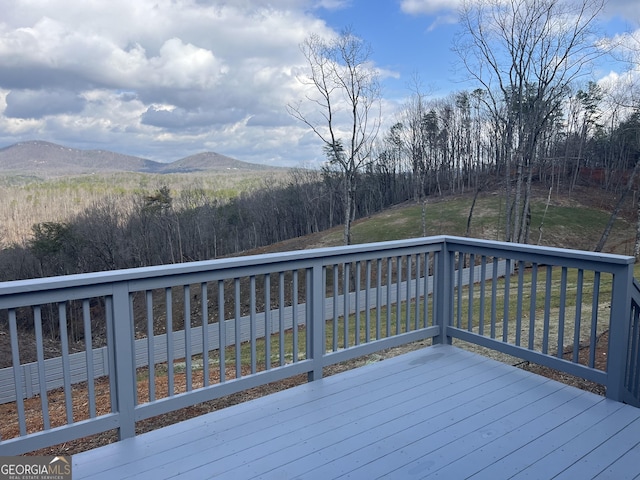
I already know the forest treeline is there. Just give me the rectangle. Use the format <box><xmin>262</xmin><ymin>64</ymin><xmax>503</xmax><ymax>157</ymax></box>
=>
<box><xmin>0</xmin><ymin>168</ymin><xmax>409</xmax><ymax>281</ymax></box>
<box><xmin>0</xmin><ymin>86</ymin><xmax>638</xmax><ymax>282</ymax></box>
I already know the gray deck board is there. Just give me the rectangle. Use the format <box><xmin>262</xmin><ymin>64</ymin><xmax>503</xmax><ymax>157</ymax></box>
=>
<box><xmin>73</xmin><ymin>344</ymin><xmax>640</xmax><ymax>479</ymax></box>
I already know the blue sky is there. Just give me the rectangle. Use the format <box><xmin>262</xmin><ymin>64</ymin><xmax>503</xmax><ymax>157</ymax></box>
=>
<box><xmin>318</xmin><ymin>0</ymin><xmax>639</xmax><ymax>101</ymax></box>
<box><xmin>317</xmin><ymin>1</ymin><xmax>462</xmax><ymax>99</ymax></box>
<box><xmin>0</xmin><ymin>0</ymin><xmax>638</xmax><ymax>167</ymax></box>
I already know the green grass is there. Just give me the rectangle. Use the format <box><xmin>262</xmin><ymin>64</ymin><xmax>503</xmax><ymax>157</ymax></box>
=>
<box><xmin>348</xmin><ymin>194</ymin><xmax>632</xmax><ymax>254</ymax></box>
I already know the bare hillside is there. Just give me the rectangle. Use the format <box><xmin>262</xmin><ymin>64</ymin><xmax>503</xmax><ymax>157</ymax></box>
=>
<box><xmin>0</xmin><ymin>141</ymin><xmax>160</xmax><ymax>176</ymax></box>
<box><xmin>161</xmin><ymin>152</ymin><xmax>282</xmax><ymax>173</ymax></box>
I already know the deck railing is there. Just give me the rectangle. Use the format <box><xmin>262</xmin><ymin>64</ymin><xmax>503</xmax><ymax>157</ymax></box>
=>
<box><xmin>0</xmin><ymin>235</ymin><xmax>636</xmax><ymax>455</ymax></box>
<box><xmin>626</xmin><ymin>279</ymin><xmax>640</xmax><ymax>404</ymax></box>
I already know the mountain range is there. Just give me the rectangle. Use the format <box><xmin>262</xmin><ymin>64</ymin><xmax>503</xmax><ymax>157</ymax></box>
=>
<box><xmin>0</xmin><ymin>141</ymin><xmax>279</xmax><ymax>177</ymax></box>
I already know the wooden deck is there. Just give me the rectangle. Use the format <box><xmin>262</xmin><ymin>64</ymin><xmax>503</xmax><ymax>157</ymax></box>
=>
<box><xmin>73</xmin><ymin>344</ymin><xmax>640</xmax><ymax>479</ymax></box>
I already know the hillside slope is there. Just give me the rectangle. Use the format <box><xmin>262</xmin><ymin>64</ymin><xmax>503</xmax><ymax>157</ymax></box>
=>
<box><xmin>248</xmin><ymin>187</ymin><xmax>636</xmax><ymax>256</ymax></box>
<box><xmin>160</xmin><ymin>151</ymin><xmax>280</xmax><ymax>173</ymax></box>
<box><xmin>0</xmin><ymin>141</ymin><xmax>160</xmax><ymax>176</ymax></box>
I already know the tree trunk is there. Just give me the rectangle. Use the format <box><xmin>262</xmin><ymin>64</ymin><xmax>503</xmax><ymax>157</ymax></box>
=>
<box><xmin>512</xmin><ymin>153</ymin><xmax>524</xmax><ymax>243</ymax></box>
<box><xmin>635</xmin><ymin>192</ymin><xmax>640</xmax><ymax>260</ymax></box>
<box><xmin>519</xmin><ymin>162</ymin><xmax>534</xmax><ymax>244</ymax></box>
<box><xmin>537</xmin><ymin>187</ymin><xmax>553</xmax><ymax>245</ymax></box>
<box><xmin>422</xmin><ymin>199</ymin><xmax>427</xmax><ymax>237</ymax></box>
<box><xmin>465</xmin><ymin>187</ymin><xmax>481</xmax><ymax>237</ymax></box>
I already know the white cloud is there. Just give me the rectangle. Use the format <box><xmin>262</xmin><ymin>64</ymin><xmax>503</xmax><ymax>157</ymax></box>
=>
<box><xmin>603</xmin><ymin>0</ymin><xmax>640</xmax><ymax>23</ymax></box>
<box><xmin>400</xmin><ymin>0</ymin><xmax>464</xmax><ymax>15</ymax></box>
<box><xmin>0</xmin><ymin>0</ymin><xmax>636</xmax><ymax>167</ymax></box>
<box><xmin>596</xmin><ymin>27</ymin><xmax>640</xmax><ymax>100</ymax></box>
<box><xmin>5</xmin><ymin>89</ymin><xmax>86</xmax><ymax>118</ymax></box>
<box><xmin>0</xmin><ymin>0</ymin><xmax>339</xmax><ymax>165</ymax></box>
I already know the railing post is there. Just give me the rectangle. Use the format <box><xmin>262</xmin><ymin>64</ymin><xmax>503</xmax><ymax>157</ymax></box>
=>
<box><xmin>111</xmin><ymin>282</ymin><xmax>137</xmax><ymax>440</ymax></box>
<box><xmin>434</xmin><ymin>239</ymin><xmax>453</xmax><ymax>345</ymax></box>
<box><xmin>606</xmin><ymin>262</ymin><xmax>634</xmax><ymax>402</ymax></box>
<box><xmin>307</xmin><ymin>261</ymin><xmax>325</xmax><ymax>381</ymax></box>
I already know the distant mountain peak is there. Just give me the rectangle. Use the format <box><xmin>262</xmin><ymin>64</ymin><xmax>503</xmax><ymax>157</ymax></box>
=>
<box><xmin>163</xmin><ymin>151</ymin><xmax>277</xmax><ymax>173</ymax></box>
<box><xmin>0</xmin><ymin>141</ymin><xmax>281</xmax><ymax>177</ymax></box>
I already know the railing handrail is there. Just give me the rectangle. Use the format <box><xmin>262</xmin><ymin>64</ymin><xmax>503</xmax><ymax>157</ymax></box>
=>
<box><xmin>0</xmin><ymin>235</ymin><xmax>632</xmax><ymax>299</ymax></box>
<box><xmin>442</xmin><ymin>235</ymin><xmax>635</xmax><ymax>269</ymax></box>
<box><xmin>0</xmin><ymin>236</ymin><xmax>449</xmax><ymax>297</ymax></box>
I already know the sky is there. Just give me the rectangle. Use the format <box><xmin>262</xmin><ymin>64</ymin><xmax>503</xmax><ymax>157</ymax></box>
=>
<box><xmin>0</xmin><ymin>0</ymin><xmax>639</xmax><ymax>168</ymax></box>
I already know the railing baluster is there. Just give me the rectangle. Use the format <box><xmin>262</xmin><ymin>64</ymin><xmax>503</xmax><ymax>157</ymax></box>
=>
<box><xmin>33</xmin><ymin>306</ymin><xmax>50</xmax><ymax>430</ymax></box>
<box><xmin>235</xmin><ymin>278</ymin><xmax>242</xmax><ymax>377</ymax></box>
<box><xmin>8</xmin><ymin>309</ymin><xmax>27</xmax><ymax>436</ymax></box>
<box><xmin>490</xmin><ymin>258</ymin><xmax>498</xmax><ymax>339</ymax></box>
<box><xmin>250</xmin><ymin>275</ymin><xmax>257</xmax><ymax>373</ymax></box>
<box><xmin>165</xmin><ymin>287</ymin><xmax>174</xmax><ymax>395</ymax></box>
<box><xmin>366</xmin><ymin>260</ymin><xmax>372</xmax><ymax>342</ymax></box>
<box><xmin>406</xmin><ymin>255</ymin><xmax>412</xmax><ymax>332</ymax></box>
<box><xmin>557</xmin><ymin>267</ymin><xmax>568</xmax><ymax>359</ymax></box>
<box><xmin>588</xmin><ymin>271</ymin><xmax>601</xmax><ymax>368</ymax></box>
<box><xmin>414</xmin><ymin>254</ymin><xmax>420</xmax><ymax>330</ymax></box>
<box><xmin>543</xmin><ymin>266</ymin><xmax>553</xmax><ymax>355</ymax></box>
<box><xmin>355</xmin><ymin>261</ymin><xmax>361</xmax><ymax>345</ymax></box>
<box><xmin>503</xmin><ymin>259</ymin><xmax>511</xmax><ymax>343</ymax></box>
<box><xmin>201</xmin><ymin>282</ymin><xmax>209</xmax><ymax>387</ymax></box>
<box><xmin>218</xmin><ymin>280</ymin><xmax>226</xmax><ymax>382</ymax></box>
<box><xmin>376</xmin><ymin>259</ymin><xmax>382</xmax><ymax>339</ymax></box>
<box><xmin>573</xmin><ymin>269</ymin><xmax>584</xmax><ymax>364</ymax></box>
<box><xmin>456</xmin><ymin>252</ymin><xmax>463</xmax><ymax>329</ymax></box>
<box><xmin>305</xmin><ymin>267</ymin><xmax>316</xmax><ymax>365</ymax></box>
<box><xmin>396</xmin><ymin>256</ymin><xmax>402</xmax><ymax>335</ymax></box>
<box><xmin>516</xmin><ymin>261</ymin><xmax>524</xmax><ymax>346</ymax></box>
<box><xmin>333</xmin><ymin>266</ymin><xmax>339</xmax><ymax>351</ymax></box>
<box><xmin>264</xmin><ymin>274</ymin><xmax>271</xmax><ymax>370</ymax></box>
<box><xmin>83</xmin><ymin>299</ymin><xmax>97</xmax><ymax>418</ymax></box>
<box><xmin>479</xmin><ymin>256</ymin><xmax>486</xmax><ymax>336</ymax></box>
<box><xmin>278</xmin><ymin>272</ymin><xmax>285</xmax><ymax>366</ymax></box>
<box><xmin>146</xmin><ymin>290</ymin><xmax>155</xmax><ymax>402</ymax></box>
<box><xmin>105</xmin><ymin>296</ymin><xmax>117</xmax><ymax>416</ymax></box>
<box><xmin>424</xmin><ymin>252</ymin><xmax>430</xmax><ymax>328</ymax></box>
<box><xmin>344</xmin><ymin>263</ymin><xmax>350</xmax><ymax>348</ymax></box>
<box><xmin>386</xmin><ymin>258</ymin><xmax>392</xmax><ymax>337</ymax></box>
<box><xmin>528</xmin><ymin>264</ymin><xmax>538</xmax><ymax>350</ymax></box>
<box><xmin>633</xmin><ymin>316</ymin><xmax>640</xmax><ymax>396</ymax></box>
<box><xmin>184</xmin><ymin>285</ymin><xmax>192</xmax><ymax>392</ymax></box>
<box><xmin>292</xmin><ymin>270</ymin><xmax>298</xmax><ymax>363</ymax></box>
<box><xmin>58</xmin><ymin>302</ymin><xmax>73</xmax><ymax>424</ymax></box>
<box><xmin>129</xmin><ymin>296</ymin><xmax>137</xmax><ymax>406</ymax></box>
<box><xmin>468</xmin><ymin>254</ymin><xmax>475</xmax><ymax>332</ymax></box>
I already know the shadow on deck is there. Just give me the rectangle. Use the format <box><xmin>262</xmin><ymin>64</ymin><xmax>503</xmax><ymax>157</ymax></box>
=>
<box><xmin>73</xmin><ymin>345</ymin><xmax>640</xmax><ymax>480</ymax></box>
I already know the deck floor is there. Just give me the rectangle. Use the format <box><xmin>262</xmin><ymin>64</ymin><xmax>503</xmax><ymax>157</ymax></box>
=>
<box><xmin>73</xmin><ymin>344</ymin><xmax>640</xmax><ymax>479</ymax></box>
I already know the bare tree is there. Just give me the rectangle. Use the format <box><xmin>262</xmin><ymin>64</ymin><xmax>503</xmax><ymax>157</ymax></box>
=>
<box><xmin>456</xmin><ymin>0</ymin><xmax>605</xmax><ymax>243</ymax></box>
<box><xmin>288</xmin><ymin>28</ymin><xmax>381</xmax><ymax>245</ymax></box>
